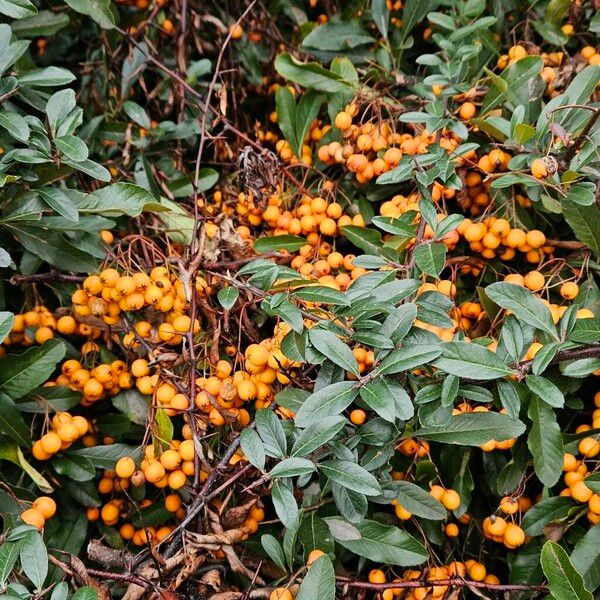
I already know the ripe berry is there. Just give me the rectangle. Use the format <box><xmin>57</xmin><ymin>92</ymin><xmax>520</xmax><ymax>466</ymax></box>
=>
<box><xmin>441</xmin><ymin>489</ymin><xmax>461</xmax><ymax>511</ymax></box>
<box><xmin>21</xmin><ymin>508</ymin><xmax>45</xmax><ymax>529</ymax></box>
<box><xmin>531</xmin><ymin>158</ymin><xmax>548</xmax><ymax>179</ymax></box>
<box><xmin>306</xmin><ymin>549</ymin><xmax>325</xmax><ymax>566</ymax></box>
<box><xmin>33</xmin><ymin>497</ymin><xmax>56</xmax><ymax>519</ymax></box>
<box><xmin>560</xmin><ymin>282</ymin><xmax>579</xmax><ymax>300</ymax></box>
<box><xmin>116</xmin><ymin>457</ymin><xmax>136</xmax><ymax>479</ymax></box>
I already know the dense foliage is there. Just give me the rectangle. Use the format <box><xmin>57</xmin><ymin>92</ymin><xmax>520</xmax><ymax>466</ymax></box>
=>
<box><xmin>1</xmin><ymin>0</ymin><xmax>600</xmax><ymax>599</ymax></box>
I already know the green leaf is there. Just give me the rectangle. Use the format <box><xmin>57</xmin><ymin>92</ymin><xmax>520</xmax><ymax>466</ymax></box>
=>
<box><xmin>570</xmin><ymin>317</ymin><xmax>600</xmax><ymax>343</ymax></box>
<box><xmin>275</xmin><ymin>88</ymin><xmax>324</xmax><ymax>158</ymax></box>
<box><xmin>38</xmin><ymin>187</ymin><xmax>79</xmax><ymax>223</ymax></box>
<box><xmin>0</xmin><ymin>312</ymin><xmax>14</xmax><ymax>344</ymax></box>
<box><xmin>532</xmin><ymin>342</ymin><xmax>560</xmax><ymax>375</ymax></box>
<box><xmin>371</xmin><ymin>215</ymin><xmax>416</xmax><ymax>237</ymax></box>
<box><xmin>112</xmin><ymin>389</ymin><xmax>149</xmax><ymax>426</ymax></box>
<box><xmin>295</xmin><ymin>381</ymin><xmax>359</xmax><ymax>428</ymax></box>
<box><xmin>359</xmin><ymin>378</ymin><xmax>397</xmax><ymax>422</ymax></box>
<box><xmin>486</xmin><ymin>282</ymin><xmax>558</xmax><ymax>338</ymax></box>
<box><xmin>261</xmin><ymin>534</ymin><xmax>287</xmax><ymax>572</ymax></box>
<box><xmin>296</xmin><ymin>555</ymin><xmax>335</xmax><ymax>600</ymax></box>
<box><xmin>414</xmin><ymin>243</ymin><xmax>446</xmax><ymax>277</ymax></box>
<box><xmin>375</xmin><ymin>344</ymin><xmax>443</xmax><ymax>376</ymax></box>
<box><xmin>72</xmin><ymin>444</ymin><xmax>139</xmax><ymax>468</ymax></box>
<box><xmin>217</xmin><ymin>287</ymin><xmax>239</xmax><ymax>310</ymax></box>
<box><xmin>341</xmin><ymin>225</ymin><xmax>382</xmax><ymax>255</ymax></box>
<box><xmin>272</xmin><ymin>479</ymin><xmax>299</xmax><ymax>530</ymax></box>
<box><xmin>527</xmin><ymin>396</ymin><xmax>564</xmax><ymax>487</ymax></box>
<box><xmin>392</xmin><ymin>481</ymin><xmax>446</xmax><ymax>520</ymax></box>
<box><xmin>293</xmin><ymin>286</ymin><xmax>350</xmax><ymax>306</ymax></box>
<box><xmin>334</xmin><ymin>519</ymin><xmax>427</xmax><ymax>566</ymax></box>
<box><xmin>79</xmin><ymin>183</ymin><xmax>164</xmax><ymax>217</ymax></box>
<box><xmin>52</xmin><ymin>453</ymin><xmax>96</xmax><ymax>482</ymax></box>
<box><xmin>433</xmin><ymin>341</ymin><xmax>513</xmax><ymax>380</ymax></box>
<box><xmin>71</xmin><ymin>588</ymin><xmax>98</xmax><ymax>600</ymax></box>
<box><xmin>0</xmin><ymin>392</ymin><xmax>31</xmax><ymax>447</ymax></box>
<box><xmin>562</xmin><ymin>199</ymin><xmax>600</xmax><ymax>258</ymax></box>
<box><xmin>253</xmin><ymin>234</ymin><xmax>306</xmax><ymax>253</ymax></box>
<box><xmin>0</xmin><ymin>339</ymin><xmax>65</xmax><ymax>400</ymax></box>
<box><xmin>11</xmin><ymin>10</ymin><xmax>69</xmax><ymax>37</ymax></box>
<box><xmin>414</xmin><ymin>412</ymin><xmax>526</xmax><ymax>445</ymax></box>
<box><xmin>123</xmin><ymin>100</ymin><xmax>151</xmax><ymax>130</ymax></box>
<box><xmin>299</xmin><ymin>513</ymin><xmax>335</xmax><ymax>554</ymax></box>
<box><xmin>309</xmin><ymin>329</ymin><xmax>359</xmax><ymax>376</ymax></box>
<box><xmin>0</xmin><ymin>0</ymin><xmax>37</xmax><ymax>18</ymax></box>
<box><xmin>0</xmin><ymin>541</ymin><xmax>20</xmax><ymax>587</ymax></box>
<box><xmin>0</xmin><ymin>111</ymin><xmax>30</xmax><ymax>142</ymax></box>
<box><xmin>561</xmin><ymin>357</ymin><xmax>600</xmax><ymax>377</ymax></box>
<box><xmin>270</xmin><ymin>457</ymin><xmax>315</xmax><ymax>478</ymax></box>
<box><xmin>482</xmin><ymin>56</ymin><xmax>544</xmax><ymax>114</ymax></box>
<box><xmin>545</xmin><ymin>0</ymin><xmax>569</xmax><ymax>23</ymax></box>
<box><xmin>10</xmin><ymin>225</ymin><xmax>98</xmax><ymax>272</ymax></box>
<box><xmin>256</xmin><ymin>409</ymin><xmax>287</xmax><ymax>458</ymax></box>
<box><xmin>0</xmin><ymin>247</ymin><xmax>14</xmax><ymax>268</ymax></box>
<box><xmin>55</xmin><ymin>135</ymin><xmax>89</xmax><ymax>162</ymax></box>
<box><xmin>320</xmin><ymin>460</ymin><xmax>381</xmax><ymax>496</ymax></box>
<box><xmin>274</xmin><ymin>52</ymin><xmax>354</xmax><ymax>93</ymax></box>
<box><xmin>275</xmin><ymin>87</ymin><xmax>296</xmax><ymax>153</ymax></box>
<box><xmin>401</xmin><ymin>0</ymin><xmax>439</xmax><ymax>41</ymax></box>
<box><xmin>372</xmin><ymin>0</ymin><xmax>389</xmax><ymax>38</ymax></box>
<box><xmin>0</xmin><ymin>438</ymin><xmax>53</xmax><ymax>491</ymax></box>
<box><xmin>63</xmin><ymin>0</ymin><xmax>117</xmax><ymax>29</ymax></box>
<box><xmin>541</xmin><ymin>541</ymin><xmax>593</xmax><ymax>600</ymax></box>
<box><xmin>19</xmin><ymin>531</ymin><xmax>47</xmax><ymax>590</ymax></box>
<box><xmin>291</xmin><ymin>416</ymin><xmax>346</xmax><ymax>457</ymax></box>
<box><xmin>302</xmin><ymin>21</ymin><xmax>374</xmax><ymax>51</ymax></box>
<box><xmin>240</xmin><ymin>428</ymin><xmax>266</xmax><ymax>471</ymax></box>
<box><xmin>153</xmin><ymin>408</ymin><xmax>173</xmax><ymax>447</ymax></box>
<box><xmin>18</xmin><ymin>67</ymin><xmax>75</xmax><ymax>87</ymax></box>
<box><xmin>65</xmin><ymin>158</ymin><xmax>111</xmax><ymax>182</ymax></box>
<box><xmin>522</xmin><ymin>496</ymin><xmax>575</xmax><ymax>535</ymax></box>
<box><xmin>571</xmin><ymin>525</ymin><xmax>600</xmax><ymax>592</ymax></box>
<box><xmin>526</xmin><ymin>375</ymin><xmax>564</xmax><ymax>408</ymax></box>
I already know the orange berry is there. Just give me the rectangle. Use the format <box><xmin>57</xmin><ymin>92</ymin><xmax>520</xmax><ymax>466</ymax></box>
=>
<box><xmin>571</xmin><ymin>480</ymin><xmax>593</xmax><ymax>503</ymax></box>
<box><xmin>21</xmin><ymin>508</ymin><xmax>45</xmax><ymax>529</ymax></box>
<box><xmin>500</xmin><ymin>496</ymin><xmax>519</xmax><ymax>515</ymax></box>
<box><xmin>524</xmin><ymin>270</ymin><xmax>545</xmax><ymax>291</ymax></box>
<box><xmin>368</xmin><ymin>569</ymin><xmax>387</xmax><ymax>584</ymax></box>
<box><xmin>33</xmin><ymin>496</ymin><xmax>56</xmax><ymax>519</ymax></box>
<box><xmin>116</xmin><ymin>457</ymin><xmax>136</xmax><ymax>479</ymax></box>
<box><xmin>441</xmin><ymin>489</ymin><xmax>461</xmax><ymax>510</ymax></box>
<box><xmin>160</xmin><ymin>449</ymin><xmax>181</xmax><ymax>470</ymax></box>
<box><xmin>178</xmin><ymin>439</ymin><xmax>195</xmax><ymax>461</ymax></box>
<box><xmin>459</xmin><ymin>102</ymin><xmax>476</xmax><ymax>120</ymax></box>
<box><xmin>40</xmin><ymin>431</ymin><xmax>62</xmax><ymax>454</ymax></box>
<box><xmin>307</xmin><ymin>549</ymin><xmax>325</xmax><ymax>565</ymax></box>
<box><xmin>526</xmin><ymin>230</ymin><xmax>546</xmax><ymax>249</ymax></box>
<box><xmin>531</xmin><ymin>158</ymin><xmax>548</xmax><ymax>179</ymax></box>
<box><xmin>165</xmin><ymin>494</ymin><xmax>182</xmax><ymax>512</ymax></box>
<box><xmin>560</xmin><ymin>282</ymin><xmax>579</xmax><ymax>300</ymax></box>
<box><xmin>350</xmin><ymin>409</ymin><xmax>366</xmax><ymax>425</ymax></box>
<box><xmin>144</xmin><ymin>461</ymin><xmax>166</xmax><ymax>484</ymax></box>
<box><xmin>334</xmin><ymin>111</ymin><xmax>352</xmax><ymax>131</ymax></box>
<box><xmin>503</xmin><ymin>523</ymin><xmax>525</xmax><ymax>548</ymax></box>
<box><xmin>167</xmin><ymin>469</ymin><xmax>187</xmax><ymax>490</ymax></box>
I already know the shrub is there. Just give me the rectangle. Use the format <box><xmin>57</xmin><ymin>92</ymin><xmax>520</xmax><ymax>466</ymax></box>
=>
<box><xmin>1</xmin><ymin>1</ymin><xmax>600</xmax><ymax>599</ymax></box>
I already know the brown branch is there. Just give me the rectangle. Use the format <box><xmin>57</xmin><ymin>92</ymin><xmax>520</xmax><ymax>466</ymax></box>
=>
<box><xmin>336</xmin><ymin>576</ymin><xmax>548</xmax><ymax>593</ymax></box>
<box><xmin>518</xmin><ymin>344</ymin><xmax>600</xmax><ymax>375</ymax></box>
<box><xmin>10</xmin><ymin>271</ymin><xmax>84</xmax><ymax>285</ymax></box>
